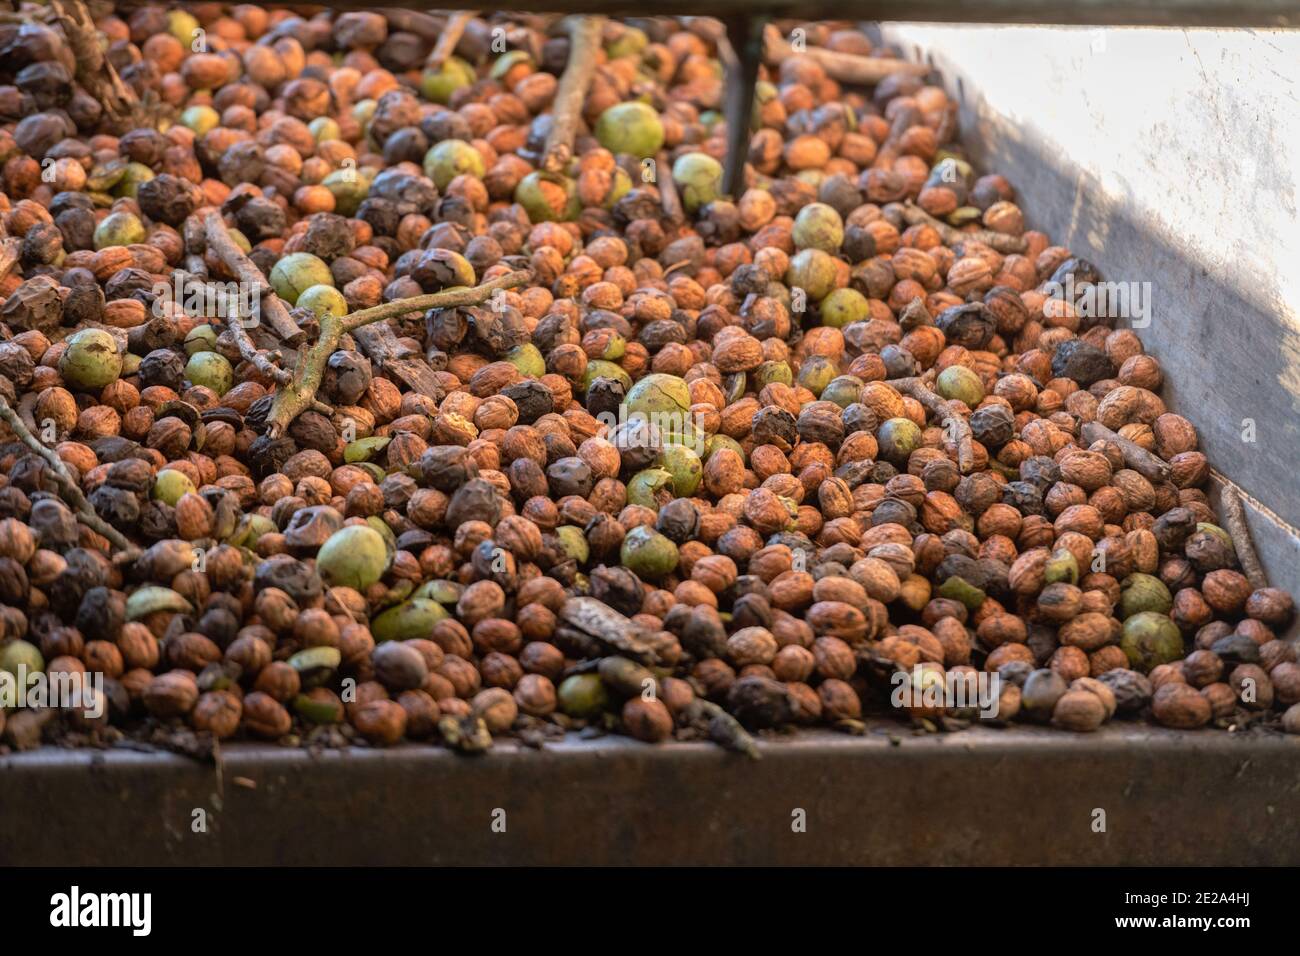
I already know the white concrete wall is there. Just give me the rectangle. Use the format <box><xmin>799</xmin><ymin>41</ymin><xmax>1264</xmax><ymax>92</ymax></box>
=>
<box><xmin>880</xmin><ymin>24</ymin><xmax>1300</xmax><ymax>601</ymax></box>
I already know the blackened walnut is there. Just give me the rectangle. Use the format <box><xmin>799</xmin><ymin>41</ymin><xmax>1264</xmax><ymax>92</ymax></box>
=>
<box><xmin>656</xmin><ymin>498</ymin><xmax>700</xmax><ymax>543</ymax></box>
<box><xmin>726</xmin><ymin>675</ymin><xmax>793</xmax><ymax>729</ymax></box>
<box><xmin>935</xmin><ymin>303</ymin><xmax>995</xmax><ymax>350</ymax></box>
<box><xmin>138</xmin><ymin>174</ymin><xmax>202</xmax><ymax>227</ymax></box>
<box><xmin>1051</xmin><ymin>339</ymin><xmax>1115</xmax><ymax>387</ymax></box>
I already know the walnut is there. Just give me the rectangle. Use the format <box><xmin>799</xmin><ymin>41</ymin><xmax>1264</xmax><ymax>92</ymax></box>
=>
<box><xmin>806</xmin><ymin>600</ymin><xmax>868</xmax><ymax>643</ymax></box>
<box><xmin>471</xmin><ymin>687</ymin><xmax>518</xmax><ymax>733</ymax></box>
<box><xmin>621</xmin><ymin>697</ymin><xmax>674</xmax><ymax>742</ymax></box>
<box><xmin>513</xmin><ymin>673</ymin><xmax>557</xmax><ymax>716</ymax></box>
<box><xmin>712</xmin><ymin>332</ymin><xmax>764</xmax><ymax>372</ymax></box>
<box><xmin>1059</xmin><ymin>450</ymin><xmax>1112</xmax><ymax>491</ymax></box>
<box><xmin>1053</xmin><ymin>504</ymin><xmax>1104</xmax><ymax>540</ymax></box>
<box><xmin>812</xmin><ymin>575</ymin><xmax>868</xmax><ymax>607</ymax></box>
<box><xmin>1179</xmin><ymin>649</ymin><xmax>1223</xmax><ymax>688</ymax></box>
<box><xmin>143</xmin><ymin>670</ymin><xmax>199</xmax><ymax>717</ymax></box>
<box><xmin>35</xmin><ymin>386</ymin><xmax>77</xmax><ymax>437</ymax></box>
<box><xmin>253</xmin><ymin>661</ymin><xmax>302</xmax><ymax>702</ymax></box>
<box><xmin>1151</xmin><ymin>682</ymin><xmax>1211</xmax><ymax>728</ymax></box>
<box><xmin>1229</xmin><ymin>663</ymin><xmax>1273</xmax><ymax>710</ymax></box>
<box><xmin>1171</xmin><ymin>587</ymin><xmax>1213</xmax><ymax>633</ymax></box>
<box><xmin>817</xmin><ymin>678</ymin><xmax>862</xmax><ymax>720</ymax></box>
<box><xmin>1168</xmin><ymin>451</ymin><xmax>1209</xmax><ymax>488</ymax></box>
<box><xmin>174</xmin><ymin>492</ymin><xmax>215</xmax><ymax>540</ymax></box>
<box><xmin>1201</xmin><ymin>569</ymin><xmax>1252</xmax><ymax>615</ymax></box>
<box><xmin>772</xmin><ymin>644</ymin><xmax>816</xmax><ymax>682</ymax></box>
<box><xmin>352</xmin><ymin>698</ymin><xmax>407</xmax><ymax>745</ymax></box>
<box><xmin>811</xmin><ymin>636</ymin><xmax>856</xmax><ymax>680</ymax></box>
<box><xmin>166</xmin><ymin>632</ymin><xmax>222</xmax><ymax>673</ymax></box>
<box><xmin>192</xmin><ymin>690</ymin><xmax>242</xmax><ymax>739</ymax></box>
<box><xmin>1246</xmin><ymin>587</ymin><xmax>1295</xmax><ymax>626</ymax></box>
<box><xmin>373</xmin><ymin>641</ymin><xmax>431</xmax><ymax>691</ymax></box>
<box><xmin>691</xmin><ymin>554</ymin><xmax>738</xmax><ymax>593</ymax></box>
<box><xmin>1051</xmin><ymin>689</ymin><xmax>1107</xmax><ymax>731</ymax></box>
<box><xmin>726</xmin><ymin>627</ymin><xmax>778</xmax><ymax>666</ymax></box>
<box><xmin>743</xmin><ymin>487</ymin><xmax>793</xmax><ymax>535</ymax></box>
<box><xmin>947</xmin><ymin>257</ymin><xmax>993</xmax><ymax>296</ymax></box>
<box><xmin>1200</xmin><ymin>682</ymin><xmax>1236</xmax><ymax>718</ymax></box>
<box><xmin>243</xmin><ymin>691</ymin><xmax>293</xmax><ymax>739</ymax></box>
<box><xmin>1152</xmin><ymin>413</ymin><xmax>1198</xmax><ymax>458</ymax></box>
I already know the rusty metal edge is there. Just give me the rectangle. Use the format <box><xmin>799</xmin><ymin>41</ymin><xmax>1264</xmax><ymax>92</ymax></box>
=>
<box><xmin>3</xmin><ymin>725</ymin><xmax>1299</xmax><ymax>865</ymax></box>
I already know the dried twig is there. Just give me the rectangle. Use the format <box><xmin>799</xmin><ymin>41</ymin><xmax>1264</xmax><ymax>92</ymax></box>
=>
<box><xmin>540</xmin><ymin>15</ymin><xmax>605</xmax><ymax>174</ymax></box>
<box><xmin>50</xmin><ymin>0</ymin><xmax>143</xmax><ymax>132</ymax></box>
<box><xmin>689</xmin><ymin>699</ymin><xmax>760</xmax><ymax>759</ymax></box>
<box><xmin>264</xmin><ymin>270</ymin><xmax>532</xmax><ymax>439</ymax></box>
<box><xmin>0</xmin><ymin>393</ymin><xmax>138</xmax><ymax>556</ymax></box>
<box><xmin>219</xmin><ymin>312</ymin><xmax>290</xmax><ymax>386</ymax></box>
<box><xmin>202</xmin><ymin>211</ymin><xmax>305</xmax><ymax>347</ymax></box>
<box><xmin>1080</xmin><ymin>421</ymin><xmax>1171</xmax><ymax>483</ymax></box>
<box><xmin>426</xmin><ymin>11</ymin><xmax>475</xmax><ymax>70</ymax></box>
<box><xmin>900</xmin><ymin>201</ymin><xmax>1028</xmax><ymax>255</ymax></box>
<box><xmin>1216</xmin><ymin>479</ymin><xmax>1270</xmax><ymax>590</ymax></box>
<box><xmin>762</xmin><ymin>24</ymin><xmax>928</xmax><ymax>86</ymax></box>
<box><xmin>893</xmin><ymin>376</ymin><xmax>976</xmax><ymax>474</ymax></box>
<box><xmin>655</xmin><ymin>150</ymin><xmax>684</xmax><ymax>226</ymax></box>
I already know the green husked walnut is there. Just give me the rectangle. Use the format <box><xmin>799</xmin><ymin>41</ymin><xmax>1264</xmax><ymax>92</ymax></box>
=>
<box><xmin>59</xmin><ymin>329</ymin><xmax>122</xmax><ymax>390</ymax></box>
<box><xmin>270</xmin><ymin>253</ymin><xmax>333</xmax><ymax>305</ymax></box>
<box><xmin>620</xmin><ymin>525</ymin><xmax>679</xmax><ymax>579</ymax></box>
<box><xmin>1121</xmin><ymin>612</ymin><xmax>1185</xmax><ymax>673</ymax></box>
<box><xmin>317</xmin><ymin>525</ymin><xmax>390</xmax><ymax>590</ymax></box>
<box><xmin>595</xmin><ymin>101</ymin><xmax>665</xmax><ymax>158</ymax></box>
<box><xmin>672</xmin><ymin>152</ymin><xmax>723</xmax><ymax>212</ymax></box>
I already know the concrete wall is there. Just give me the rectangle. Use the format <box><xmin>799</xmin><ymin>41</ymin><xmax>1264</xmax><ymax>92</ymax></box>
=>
<box><xmin>879</xmin><ymin>24</ymin><xmax>1300</xmax><ymax>609</ymax></box>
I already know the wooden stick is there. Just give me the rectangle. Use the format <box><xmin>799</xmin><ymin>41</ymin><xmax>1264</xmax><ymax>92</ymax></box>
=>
<box><xmin>264</xmin><ymin>270</ymin><xmax>532</xmax><ymax>439</ymax></box>
<box><xmin>1080</xmin><ymin>421</ymin><xmax>1172</xmax><ymax>483</ymax></box>
<box><xmin>654</xmin><ymin>150</ymin><xmax>684</xmax><ymax>226</ymax></box>
<box><xmin>426</xmin><ymin>10</ymin><xmax>475</xmax><ymax>69</ymax></box>
<box><xmin>0</xmin><ymin>393</ymin><xmax>138</xmax><ymax>556</ymax></box>
<box><xmin>540</xmin><ymin>15</ymin><xmax>605</xmax><ymax>175</ymax></box>
<box><xmin>51</xmin><ymin>0</ymin><xmax>141</xmax><ymax>131</ymax></box>
<box><xmin>202</xmin><ymin>211</ymin><xmax>305</xmax><ymax>347</ymax></box>
<box><xmin>893</xmin><ymin>376</ymin><xmax>977</xmax><ymax>474</ymax></box>
<box><xmin>762</xmin><ymin>24</ymin><xmax>928</xmax><ymax>85</ymax></box>
<box><xmin>900</xmin><ymin>201</ymin><xmax>1028</xmax><ymax>254</ymax></box>
<box><xmin>218</xmin><ymin>308</ymin><xmax>291</xmax><ymax>386</ymax></box>
<box><xmin>720</xmin><ymin>14</ymin><xmax>766</xmax><ymax>197</ymax></box>
<box><xmin>690</xmin><ymin>698</ymin><xmax>760</xmax><ymax>759</ymax></box>
<box><xmin>1217</xmin><ymin>480</ymin><xmax>1270</xmax><ymax>590</ymax></box>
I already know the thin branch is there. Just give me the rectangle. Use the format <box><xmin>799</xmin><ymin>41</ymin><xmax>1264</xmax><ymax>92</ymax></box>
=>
<box><xmin>426</xmin><ymin>11</ymin><xmax>475</xmax><ymax>70</ymax></box>
<box><xmin>900</xmin><ymin>201</ymin><xmax>1028</xmax><ymax>255</ymax></box>
<box><xmin>264</xmin><ymin>270</ymin><xmax>532</xmax><ymax>439</ymax></box>
<box><xmin>689</xmin><ymin>698</ymin><xmax>760</xmax><ymax>759</ymax></box>
<box><xmin>762</xmin><ymin>24</ymin><xmax>929</xmax><ymax>85</ymax></box>
<box><xmin>892</xmin><ymin>376</ymin><xmax>977</xmax><ymax>474</ymax></box>
<box><xmin>203</xmin><ymin>211</ymin><xmax>305</xmax><ymax>347</ymax></box>
<box><xmin>541</xmin><ymin>15</ymin><xmax>605</xmax><ymax>175</ymax></box>
<box><xmin>1080</xmin><ymin>421</ymin><xmax>1172</xmax><ymax>483</ymax></box>
<box><xmin>655</xmin><ymin>150</ymin><xmax>684</xmax><ymax>226</ymax></box>
<box><xmin>220</xmin><ymin>313</ymin><xmax>290</xmax><ymax>386</ymax></box>
<box><xmin>0</xmin><ymin>393</ymin><xmax>138</xmax><ymax>556</ymax></box>
<box><xmin>50</xmin><ymin>0</ymin><xmax>143</xmax><ymax>132</ymax></box>
<box><xmin>1217</xmin><ymin>481</ymin><xmax>1270</xmax><ymax>590</ymax></box>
